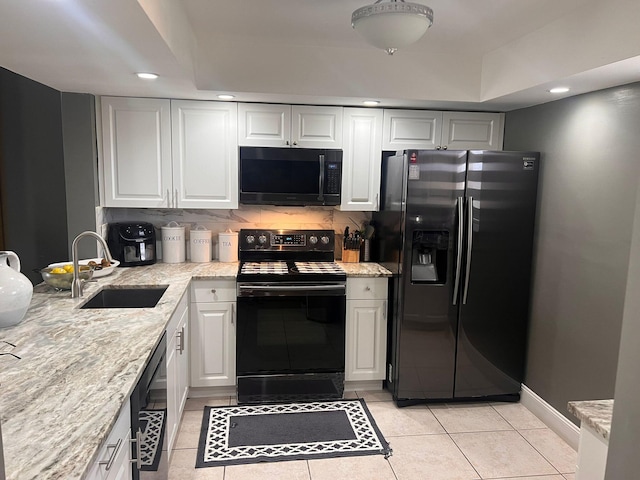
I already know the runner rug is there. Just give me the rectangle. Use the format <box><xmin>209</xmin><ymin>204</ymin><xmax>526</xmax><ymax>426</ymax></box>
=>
<box><xmin>196</xmin><ymin>399</ymin><xmax>391</xmax><ymax>468</ymax></box>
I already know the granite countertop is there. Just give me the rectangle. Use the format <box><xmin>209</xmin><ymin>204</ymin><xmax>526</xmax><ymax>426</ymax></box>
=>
<box><xmin>568</xmin><ymin>399</ymin><xmax>614</xmax><ymax>441</ymax></box>
<box><xmin>0</xmin><ymin>260</ymin><xmax>389</xmax><ymax>480</ymax></box>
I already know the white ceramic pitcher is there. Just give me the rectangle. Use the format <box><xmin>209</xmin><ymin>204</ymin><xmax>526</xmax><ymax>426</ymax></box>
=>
<box><xmin>0</xmin><ymin>251</ymin><xmax>33</xmax><ymax>328</ymax></box>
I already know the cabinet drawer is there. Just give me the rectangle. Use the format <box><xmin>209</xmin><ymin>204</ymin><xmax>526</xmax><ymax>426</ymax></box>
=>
<box><xmin>191</xmin><ymin>280</ymin><xmax>236</xmax><ymax>303</ymax></box>
<box><xmin>346</xmin><ymin>277</ymin><xmax>387</xmax><ymax>300</ymax></box>
<box><xmin>86</xmin><ymin>399</ymin><xmax>131</xmax><ymax>480</ymax></box>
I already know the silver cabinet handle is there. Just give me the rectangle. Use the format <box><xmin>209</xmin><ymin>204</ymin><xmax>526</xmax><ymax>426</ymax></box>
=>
<box><xmin>463</xmin><ymin>196</ymin><xmax>474</xmax><ymax>304</ymax></box>
<box><xmin>453</xmin><ymin>196</ymin><xmax>464</xmax><ymax>305</ymax></box>
<box><xmin>166</xmin><ymin>189</ymin><xmax>170</xmax><ymax>207</ymax></box>
<box><xmin>98</xmin><ymin>438</ymin><xmax>122</xmax><ymax>471</ymax></box>
<box><xmin>130</xmin><ymin>429</ymin><xmax>142</xmax><ymax>470</ymax></box>
<box><xmin>176</xmin><ymin>326</ymin><xmax>185</xmax><ymax>354</ymax></box>
<box><xmin>174</xmin><ymin>189</ymin><xmax>178</xmax><ymax>208</ymax></box>
<box><xmin>231</xmin><ymin>303</ymin><xmax>235</xmax><ymax>325</ymax></box>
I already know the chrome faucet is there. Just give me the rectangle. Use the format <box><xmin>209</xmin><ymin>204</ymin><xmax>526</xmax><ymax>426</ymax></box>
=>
<box><xmin>71</xmin><ymin>231</ymin><xmax>115</xmax><ymax>298</ymax></box>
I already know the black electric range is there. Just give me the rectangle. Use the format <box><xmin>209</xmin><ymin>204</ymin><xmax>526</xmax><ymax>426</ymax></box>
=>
<box><xmin>235</xmin><ymin>229</ymin><xmax>347</xmax><ymax>404</ymax></box>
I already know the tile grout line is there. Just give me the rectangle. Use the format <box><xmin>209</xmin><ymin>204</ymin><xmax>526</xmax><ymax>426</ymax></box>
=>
<box><xmin>514</xmin><ymin>428</ymin><xmax>564</xmax><ymax>476</ymax></box>
<box><xmin>446</xmin><ymin>432</ymin><xmax>484</xmax><ymax>480</ymax></box>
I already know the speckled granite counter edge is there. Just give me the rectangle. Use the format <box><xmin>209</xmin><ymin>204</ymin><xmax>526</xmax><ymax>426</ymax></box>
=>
<box><xmin>568</xmin><ymin>399</ymin><xmax>614</xmax><ymax>441</ymax></box>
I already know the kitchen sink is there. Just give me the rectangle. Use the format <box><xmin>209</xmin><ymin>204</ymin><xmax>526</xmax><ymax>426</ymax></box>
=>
<box><xmin>80</xmin><ymin>286</ymin><xmax>168</xmax><ymax>309</ymax></box>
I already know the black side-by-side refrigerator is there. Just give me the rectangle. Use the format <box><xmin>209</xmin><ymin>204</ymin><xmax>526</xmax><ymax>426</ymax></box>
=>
<box><xmin>373</xmin><ymin>150</ymin><xmax>539</xmax><ymax>405</ymax></box>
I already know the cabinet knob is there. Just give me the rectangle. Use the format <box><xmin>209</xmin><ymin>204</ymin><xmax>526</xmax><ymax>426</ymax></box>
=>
<box><xmin>443</xmin><ymin>145</ymin><xmax>448</xmax><ymax>150</ymax></box>
<box><xmin>436</xmin><ymin>146</ymin><xmax>441</xmax><ymax>150</ymax></box>
<box><xmin>365</xmin><ymin>286</ymin><xmax>371</xmax><ymax>291</ymax></box>
<box><xmin>292</xmin><ymin>141</ymin><xmax>298</xmax><ymax>146</ymax></box>
<box><xmin>211</xmin><ymin>289</ymin><xmax>216</xmax><ymax>294</ymax></box>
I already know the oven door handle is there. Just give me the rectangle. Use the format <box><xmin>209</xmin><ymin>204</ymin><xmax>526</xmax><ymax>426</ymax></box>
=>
<box><xmin>237</xmin><ymin>283</ymin><xmax>346</xmax><ymax>297</ymax></box>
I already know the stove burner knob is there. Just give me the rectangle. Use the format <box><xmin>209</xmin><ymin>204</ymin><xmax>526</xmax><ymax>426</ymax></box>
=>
<box><xmin>245</xmin><ymin>235</ymin><xmax>255</xmax><ymax>244</ymax></box>
<box><xmin>258</xmin><ymin>234</ymin><xmax>267</xmax><ymax>244</ymax></box>
<box><xmin>309</xmin><ymin>235</ymin><xmax>318</xmax><ymax>245</ymax></box>
<box><xmin>320</xmin><ymin>235</ymin><xmax>330</xmax><ymax>245</ymax></box>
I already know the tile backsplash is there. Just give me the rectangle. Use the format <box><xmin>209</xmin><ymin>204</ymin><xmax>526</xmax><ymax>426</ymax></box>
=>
<box><xmin>97</xmin><ymin>205</ymin><xmax>371</xmax><ymax>261</ymax></box>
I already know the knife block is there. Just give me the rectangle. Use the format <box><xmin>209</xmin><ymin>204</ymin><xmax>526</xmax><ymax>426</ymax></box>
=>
<box><xmin>342</xmin><ymin>248</ymin><xmax>360</xmax><ymax>263</ymax></box>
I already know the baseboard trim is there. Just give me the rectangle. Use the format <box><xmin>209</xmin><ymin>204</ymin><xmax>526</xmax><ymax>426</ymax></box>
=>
<box><xmin>521</xmin><ymin>384</ymin><xmax>580</xmax><ymax>450</ymax></box>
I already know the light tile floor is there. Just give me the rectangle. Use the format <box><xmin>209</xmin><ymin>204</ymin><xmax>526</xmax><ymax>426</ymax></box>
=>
<box><xmin>169</xmin><ymin>390</ymin><xmax>577</xmax><ymax>480</ymax></box>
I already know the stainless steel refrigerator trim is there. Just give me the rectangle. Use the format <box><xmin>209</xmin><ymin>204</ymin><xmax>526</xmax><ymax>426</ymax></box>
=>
<box><xmin>462</xmin><ymin>195</ymin><xmax>473</xmax><ymax>305</ymax></box>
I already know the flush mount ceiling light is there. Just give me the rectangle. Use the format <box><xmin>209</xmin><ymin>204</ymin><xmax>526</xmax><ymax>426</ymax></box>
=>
<box><xmin>217</xmin><ymin>94</ymin><xmax>236</xmax><ymax>100</ymax></box>
<box><xmin>136</xmin><ymin>72</ymin><xmax>158</xmax><ymax>80</ymax></box>
<box><xmin>352</xmin><ymin>0</ymin><xmax>434</xmax><ymax>55</ymax></box>
<box><xmin>549</xmin><ymin>87</ymin><xmax>570</xmax><ymax>93</ymax></box>
<box><xmin>363</xmin><ymin>100</ymin><xmax>380</xmax><ymax>106</ymax></box>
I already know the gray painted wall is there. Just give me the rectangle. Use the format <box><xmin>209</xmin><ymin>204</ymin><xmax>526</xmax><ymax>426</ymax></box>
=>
<box><xmin>0</xmin><ymin>67</ymin><xmax>68</xmax><ymax>284</ymax></box>
<box><xmin>61</xmin><ymin>92</ymin><xmax>99</xmax><ymax>259</ymax></box>
<box><xmin>605</xmin><ymin>170</ymin><xmax>640</xmax><ymax>477</ymax></box>
<box><xmin>504</xmin><ymin>82</ymin><xmax>640</xmax><ymax>423</ymax></box>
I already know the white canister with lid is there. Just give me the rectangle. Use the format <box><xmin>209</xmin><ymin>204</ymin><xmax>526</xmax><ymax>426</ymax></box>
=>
<box><xmin>190</xmin><ymin>225</ymin><xmax>212</xmax><ymax>263</ymax></box>
<box><xmin>161</xmin><ymin>221</ymin><xmax>186</xmax><ymax>263</ymax></box>
<box><xmin>218</xmin><ymin>230</ymin><xmax>238</xmax><ymax>262</ymax></box>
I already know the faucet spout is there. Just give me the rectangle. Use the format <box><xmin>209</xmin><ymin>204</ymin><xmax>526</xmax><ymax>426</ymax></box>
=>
<box><xmin>71</xmin><ymin>231</ymin><xmax>115</xmax><ymax>298</ymax></box>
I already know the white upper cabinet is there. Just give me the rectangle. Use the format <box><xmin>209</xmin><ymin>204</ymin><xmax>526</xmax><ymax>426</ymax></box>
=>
<box><xmin>238</xmin><ymin>103</ymin><xmax>343</xmax><ymax>148</ymax></box>
<box><xmin>441</xmin><ymin>111</ymin><xmax>504</xmax><ymax>150</ymax></box>
<box><xmin>171</xmin><ymin>100</ymin><xmax>238</xmax><ymax>209</ymax></box>
<box><xmin>382</xmin><ymin>109</ymin><xmax>442</xmax><ymax>150</ymax></box>
<box><xmin>340</xmin><ymin>108</ymin><xmax>383</xmax><ymax>211</ymax></box>
<box><xmin>101</xmin><ymin>97</ymin><xmax>172</xmax><ymax>208</ymax></box>
<box><xmin>291</xmin><ymin>105</ymin><xmax>343</xmax><ymax>148</ymax></box>
<box><xmin>100</xmin><ymin>97</ymin><xmax>238</xmax><ymax>209</ymax></box>
<box><xmin>382</xmin><ymin>109</ymin><xmax>504</xmax><ymax>151</ymax></box>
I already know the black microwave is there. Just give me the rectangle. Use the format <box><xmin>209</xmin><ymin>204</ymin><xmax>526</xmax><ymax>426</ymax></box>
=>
<box><xmin>239</xmin><ymin>146</ymin><xmax>342</xmax><ymax>206</ymax></box>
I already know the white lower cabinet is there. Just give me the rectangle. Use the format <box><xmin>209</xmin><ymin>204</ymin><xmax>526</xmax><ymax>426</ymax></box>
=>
<box><xmin>86</xmin><ymin>399</ymin><xmax>132</xmax><ymax>480</ymax></box>
<box><xmin>190</xmin><ymin>280</ymin><xmax>236</xmax><ymax>387</ymax></box>
<box><xmin>166</xmin><ymin>291</ymin><xmax>189</xmax><ymax>456</ymax></box>
<box><xmin>345</xmin><ymin>278</ymin><xmax>388</xmax><ymax>381</ymax></box>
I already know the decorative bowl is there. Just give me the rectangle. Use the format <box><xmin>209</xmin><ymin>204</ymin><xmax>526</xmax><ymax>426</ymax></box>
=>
<box><xmin>40</xmin><ymin>265</ymin><xmax>93</xmax><ymax>290</ymax></box>
<box><xmin>48</xmin><ymin>258</ymin><xmax>119</xmax><ymax>279</ymax></box>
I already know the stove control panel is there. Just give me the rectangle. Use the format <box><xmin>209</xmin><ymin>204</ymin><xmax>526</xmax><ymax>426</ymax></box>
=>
<box><xmin>239</xmin><ymin>229</ymin><xmax>335</xmax><ymax>253</ymax></box>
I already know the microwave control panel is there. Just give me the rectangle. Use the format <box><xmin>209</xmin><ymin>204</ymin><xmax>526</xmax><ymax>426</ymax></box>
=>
<box><xmin>326</xmin><ymin>162</ymin><xmax>341</xmax><ymax>194</ymax></box>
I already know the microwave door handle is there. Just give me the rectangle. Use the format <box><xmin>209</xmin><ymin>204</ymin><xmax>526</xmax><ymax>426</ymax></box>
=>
<box><xmin>318</xmin><ymin>154</ymin><xmax>325</xmax><ymax>201</ymax></box>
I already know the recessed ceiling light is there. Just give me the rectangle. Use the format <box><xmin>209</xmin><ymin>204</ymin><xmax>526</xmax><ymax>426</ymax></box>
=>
<box><xmin>136</xmin><ymin>72</ymin><xmax>158</xmax><ymax>80</ymax></box>
<box><xmin>217</xmin><ymin>94</ymin><xmax>235</xmax><ymax>100</ymax></box>
<box><xmin>363</xmin><ymin>100</ymin><xmax>380</xmax><ymax>106</ymax></box>
<box><xmin>549</xmin><ymin>87</ymin><xmax>570</xmax><ymax>94</ymax></box>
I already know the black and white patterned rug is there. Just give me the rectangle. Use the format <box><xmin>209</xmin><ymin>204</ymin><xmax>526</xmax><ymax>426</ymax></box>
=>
<box><xmin>139</xmin><ymin>409</ymin><xmax>166</xmax><ymax>471</ymax></box>
<box><xmin>196</xmin><ymin>399</ymin><xmax>391</xmax><ymax>468</ymax></box>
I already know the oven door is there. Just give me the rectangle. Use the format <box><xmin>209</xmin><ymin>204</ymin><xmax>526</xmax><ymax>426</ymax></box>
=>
<box><xmin>236</xmin><ymin>282</ymin><xmax>346</xmax><ymax>403</ymax></box>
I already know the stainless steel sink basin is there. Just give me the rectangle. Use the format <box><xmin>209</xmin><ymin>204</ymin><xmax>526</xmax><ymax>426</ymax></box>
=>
<box><xmin>80</xmin><ymin>286</ymin><xmax>168</xmax><ymax>309</ymax></box>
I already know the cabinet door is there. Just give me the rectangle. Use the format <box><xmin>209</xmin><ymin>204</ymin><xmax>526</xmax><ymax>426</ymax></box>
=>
<box><xmin>165</xmin><ymin>292</ymin><xmax>188</xmax><ymax>456</ymax></box>
<box><xmin>177</xmin><ymin>305</ymin><xmax>189</xmax><ymax>418</ymax></box>
<box><xmin>165</xmin><ymin>321</ymin><xmax>179</xmax><ymax>455</ymax></box>
<box><xmin>340</xmin><ymin>108</ymin><xmax>383</xmax><ymax>211</ymax></box>
<box><xmin>382</xmin><ymin>109</ymin><xmax>442</xmax><ymax>150</ymax></box>
<box><xmin>171</xmin><ymin>100</ymin><xmax>238</xmax><ymax>209</ymax></box>
<box><xmin>291</xmin><ymin>105</ymin><xmax>343</xmax><ymax>148</ymax></box>
<box><xmin>238</xmin><ymin>103</ymin><xmax>291</xmax><ymax>147</ymax></box>
<box><xmin>441</xmin><ymin>111</ymin><xmax>504</xmax><ymax>150</ymax></box>
<box><xmin>345</xmin><ymin>299</ymin><xmax>387</xmax><ymax>381</ymax></box>
<box><xmin>190</xmin><ymin>301</ymin><xmax>236</xmax><ymax>387</ymax></box>
<box><xmin>101</xmin><ymin>97</ymin><xmax>172</xmax><ymax>207</ymax></box>
<box><xmin>85</xmin><ymin>399</ymin><xmax>132</xmax><ymax>480</ymax></box>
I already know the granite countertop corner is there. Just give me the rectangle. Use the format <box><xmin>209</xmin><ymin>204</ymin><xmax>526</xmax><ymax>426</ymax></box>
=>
<box><xmin>567</xmin><ymin>399</ymin><xmax>614</xmax><ymax>441</ymax></box>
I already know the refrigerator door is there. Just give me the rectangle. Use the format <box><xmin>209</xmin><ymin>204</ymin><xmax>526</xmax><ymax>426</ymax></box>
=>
<box><xmin>455</xmin><ymin>151</ymin><xmax>539</xmax><ymax>398</ymax></box>
<box><xmin>396</xmin><ymin>150</ymin><xmax>467</xmax><ymax>401</ymax></box>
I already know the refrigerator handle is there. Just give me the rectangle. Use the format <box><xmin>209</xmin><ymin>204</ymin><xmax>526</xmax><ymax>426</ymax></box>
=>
<box><xmin>463</xmin><ymin>196</ymin><xmax>474</xmax><ymax>304</ymax></box>
<box><xmin>452</xmin><ymin>196</ymin><xmax>464</xmax><ymax>305</ymax></box>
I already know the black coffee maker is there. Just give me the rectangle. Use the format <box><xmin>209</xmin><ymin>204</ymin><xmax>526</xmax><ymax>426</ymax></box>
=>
<box><xmin>107</xmin><ymin>222</ymin><xmax>157</xmax><ymax>266</ymax></box>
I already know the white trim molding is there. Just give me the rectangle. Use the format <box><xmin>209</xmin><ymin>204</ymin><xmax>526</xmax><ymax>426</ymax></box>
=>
<box><xmin>521</xmin><ymin>384</ymin><xmax>580</xmax><ymax>450</ymax></box>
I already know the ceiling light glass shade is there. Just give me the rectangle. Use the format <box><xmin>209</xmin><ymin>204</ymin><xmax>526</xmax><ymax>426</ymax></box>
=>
<box><xmin>352</xmin><ymin>0</ymin><xmax>433</xmax><ymax>55</ymax></box>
